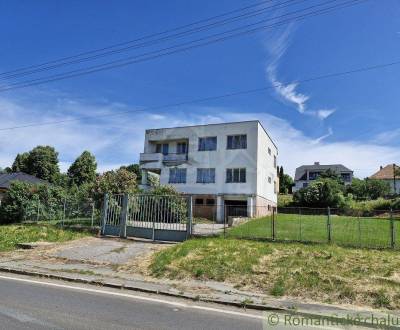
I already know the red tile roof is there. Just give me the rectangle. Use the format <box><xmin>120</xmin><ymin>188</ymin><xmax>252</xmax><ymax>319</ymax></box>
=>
<box><xmin>369</xmin><ymin>164</ymin><xmax>400</xmax><ymax>180</ymax></box>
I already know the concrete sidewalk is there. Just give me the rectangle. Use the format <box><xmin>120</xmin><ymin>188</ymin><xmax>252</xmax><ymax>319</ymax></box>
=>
<box><xmin>0</xmin><ymin>237</ymin><xmax>398</xmax><ymax>328</ymax></box>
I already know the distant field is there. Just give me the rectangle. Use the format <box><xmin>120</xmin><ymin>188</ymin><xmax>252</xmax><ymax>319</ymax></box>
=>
<box><xmin>227</xmin><ymin>213</ymin><xmax>400</xmax><ymax>249</ymax></box>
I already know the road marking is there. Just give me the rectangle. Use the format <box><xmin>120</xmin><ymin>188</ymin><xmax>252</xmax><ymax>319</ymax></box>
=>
<box><xmin>0</xmin><ymin>275</ymin><xmax>264</xmax><ymax>320</ymax></box>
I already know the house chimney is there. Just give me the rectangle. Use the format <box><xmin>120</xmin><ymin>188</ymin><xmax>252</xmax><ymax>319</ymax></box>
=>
<box><xmin>314</xmin><ymin>162</ymin><xmax>320</xmax><ymax>165</ymax></box>
<box><xmin>380</xmin><ymin>166</ymin><xmax>383</xmax><ymax>170</ymax></box>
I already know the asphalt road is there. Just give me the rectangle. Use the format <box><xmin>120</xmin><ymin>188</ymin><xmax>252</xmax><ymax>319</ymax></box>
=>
<box><xmin>0</xmin><ymin>274</ymin><xmax>264</xmax><ymax>330</ymax></box>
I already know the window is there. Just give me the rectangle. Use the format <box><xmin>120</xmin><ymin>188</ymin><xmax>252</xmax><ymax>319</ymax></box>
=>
<box><xmin>268</xmin><ymin>147</ymin><xmax>271</xmax><ymax>155</ymax></box>
<box><xmin>274</xmin><ymin>181</ymin><xmax>277</xmax><ymax>194</ymax></box>
<box><xmin>197</xmin><ymin>168</ymin><xmax>215</xmax><ymax>183</ymax></box>
<box><xmin>302</xmin><ymin>182</ymin><xmax>308</xmax><ymax>188</ymax></box>
<box><xmin>273</xmin><ymin>155</ymin><xmax>277</xmax><ymax>168</ymax></box>
<box><xmin>341</xmin><ymin>173</ymin><xmax>351</xmax><ymax>182</ymax></box>
<box><xmin>227</xmin><ymin>135</ymin><xmax>247</xmax><ymax>149</ymax></box>
<box><xmin>198</xmin><ymin>137</ymin><xmax>217</xmax><ymax>151</ymax></box>
<box><xmin>309</xmin><ymin>172</ymin><xmax>320</xmax><ymax>180</ymax></box>
<box><xmin>206</xmin><ymin>199</ymin><xmax>215</xmax><ymax>206</ymax></box>
<box><xmin>195</xmin><ymin>198</ymin><xmax>204</xmax><ymax>205</ymax></box>
<box><xmin>268</xmin><ymin>176</ymin><xmax>272</xmax><ymax>183</ymax></box>
<box><xmin>156</xmin><ymin>143</ymin><xmax>169</xmax><ymax>155</ymax></box>
<box><xmin>177</xmin><ymin>142</ymin><xmax>187</xmax><ymax>154</ymax></box>
<box><xmin>169</xmin><ymin>168</ymin><xmax>186</xmax><ymax>184</ymax></box>
<box><xmin>226</xmin><ymin>168</ymin><xmax>246</xmax><ymax>183</ymax></box>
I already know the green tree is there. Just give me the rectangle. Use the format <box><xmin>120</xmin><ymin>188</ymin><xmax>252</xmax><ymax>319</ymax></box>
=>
<box><xmin>346</xmin><ymin>178</ymin><xmax>390</xmax><ymax>200</ymax></box>
<box><xmin>11</xmin><ymin>152</ymin><xmax>29</xmax><ymax>172</ymax></box>
<box><xmin>68</xmin><ymin>151</ymin><xmax>97</xmax><ymax>186</ymax></box>
<box><xmin>92</xmin><ymin>168</ymin><xmax>137</xmax><ymax>203</ymax></box>
<box><xmin>278</xmin><ymin>166</ymin><xmax>293</xmax><ymax>194</ymax></box>
<box><xmin>119</xmin><ymin>164</ymin><xmax>141</xmax><ymax>183</ymax></box>
<box><xmin>293</xmin><ymin>178</ymin><xmax>345</xmax><ymax>207</ymax></box>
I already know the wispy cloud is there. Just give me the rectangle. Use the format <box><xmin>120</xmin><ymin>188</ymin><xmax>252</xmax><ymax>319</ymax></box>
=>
<box><xmin>264</xmin><ymin>25</ymin><xmax>336</xmax><ymax>120</ymax></box>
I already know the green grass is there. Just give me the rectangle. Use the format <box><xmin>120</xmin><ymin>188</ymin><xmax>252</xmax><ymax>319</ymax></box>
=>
<box><xmin>149</xmin><ymin>237</ymin><xmax>400</xmax><ymax>309</ymax></box>
<box><xmin>227</xmin><ymin>213</ymin><xmax>399</xmax><ymax>249</ymax></box>
<box><xmin>0</xmin><ymin>223</ymin><xmax>91</xmax><ymax>252</ymax></box>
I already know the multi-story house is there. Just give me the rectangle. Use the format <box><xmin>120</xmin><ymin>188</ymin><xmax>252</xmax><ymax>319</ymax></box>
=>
<box><xmin>293</xmin><ymin>162</ymin><xmax>353</xmax><ymax>192</ymax></box>
<box><xmin>139</xmin><ymin>121</ymin><xmax>278</xmax><ymax>222</ymax></box>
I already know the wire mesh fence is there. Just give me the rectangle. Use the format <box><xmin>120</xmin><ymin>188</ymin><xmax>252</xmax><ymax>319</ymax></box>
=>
<box><xmin>21</xmin><ymin>197</ymin><xmax>101</xmax><ymax>228</ymax></box>
<box><xmin>188</xmin><ymin>204</ymin><xmax>400</xmax><ymax>249</ymax></box>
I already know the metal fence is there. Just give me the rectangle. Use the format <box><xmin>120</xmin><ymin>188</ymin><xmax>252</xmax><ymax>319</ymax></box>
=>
<box><xmin>101</xmin><ymin>193</ymin><xmax>192</xmax><ymax>241</ymax></box>
<box><xmin>223</xmin><ymin>206</ymin><xmax>400</xmax><ymax>250</ymax></box>
<box><xmin>21</xmin><ymin>198</ymin><xmax>101</xmax><ymax>228</ymax></box>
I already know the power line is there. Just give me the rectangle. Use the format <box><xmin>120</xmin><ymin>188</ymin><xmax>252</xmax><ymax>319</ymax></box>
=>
<box><xmin>0</xmin><ymin>0</ymin><xmax>366</xmax><ymax>93</ymax></box>
<box><xmin>0</xmin><ymin>0</ymin><xmax>287</xmax><ymax>77</ymax></box>
<box><xmin>0</xmin><ymin>57</ymin><xmax>398</xmax><ymax>131</ymax></box>
<box><xmin>0</xmin><ymin>0</ymin><xmax>306</xmax><ymax>81</ymax></box>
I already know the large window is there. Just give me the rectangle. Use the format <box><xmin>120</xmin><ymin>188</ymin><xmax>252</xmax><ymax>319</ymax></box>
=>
<box><xmin>273</xmin><ymin>155</ymin><xmax>277</xmax><ymax>168</ymax></box>
<box><xmin>169</xmin><ymin>168</ymin><xmax>187</xmax><ymax>184</ymax></box>
<box><xmin>198</xmin><ymin>137</ymin><xmax>217</xmax><ymax>151</ymax></box>
<box><xmin>226</xmin><ymin>168</ymin><xmax>246</xmax><ymax>183</ymax></box>
<box><xmin>156</xmin><ymin>143</ymin><xmax>169</xmax><ymax>155</ymax></box>
<box><xmin>227</xmin><ymin>135</ymin><xmax>247</xmax><ymax>149</ymax></box>
<box><xmin>197</xmin><ymin>168</ymin><xmax>215</xmax><ymax>183</ymax></box>
<box><xmin>177</xmin><ymin>142</ymin><xmax>187</xmax><ymax>154</ymax></box>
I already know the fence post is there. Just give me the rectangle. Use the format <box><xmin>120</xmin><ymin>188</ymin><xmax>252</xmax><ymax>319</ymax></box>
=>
<box><xmin>91</xmin><ymin>203</ymin><xmax>95</xmax><ymax>227</ymax></box>
<box><xmin>327</xmin><ymin>207</ymin><xmax>332</xmax><ymax>243</ymax></box>
<box><xmin>101</xmin><ymin>193</ymin><xmax>109</xmax><ymax>235</ymax></box>
<box><xmin>62</xmin><ymin>198</ymin><xmax>66</xmax><ymax>227</ymax></box>
<box><xmin>187</xmin><ymin>196</ymin><xmax>193</xmax><ymax>239</ymax></box>
<box><xmin>390</xmin><ymin>208</ymin><xmax>395</xmax><ymax>249</ymax></box>
<box><xmin>36</xmin><ymin>198</ymin><xmax>40</xmax><ymax>222</ymax></box>
<box><xmin>223</xmin><ymin>204</ymin><xmax>227</xmax><ymax>239</ymax></box>
<box><xmin>272</xmin><ymin>208</ymin><xmax>276</xmax><ymax>240</ymax></box>
<box><xmin>120</xmin><ymin>193</ymin><xmax>129</xmax><ymax>239</ymax></box>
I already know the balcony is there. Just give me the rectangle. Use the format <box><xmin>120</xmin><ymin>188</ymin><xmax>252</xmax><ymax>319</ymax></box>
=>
<box><xmin>162</xmin><ymin>153</ymin><xmax>188</xmax><ymax>166</ymax></box>
<box><xmin>139</xmin><ymin>152</ymin><xmax>188</xmax><ymax>168</ymax></box>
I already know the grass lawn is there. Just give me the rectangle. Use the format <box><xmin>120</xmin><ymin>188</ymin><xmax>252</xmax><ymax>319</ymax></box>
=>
<box><xmin>227</xmin><ymin>213</ymin><xmax>399</xmax><ymax>249</ymax></box>
<box><xmin>0</xmin><ymin>223</ymin><xmax>91</xmax><ymax>252</ymax></box>
<box><xmin>150</xmin><ymin>237</ymin><xmax>400</xmax><ymax>309</ymax></box>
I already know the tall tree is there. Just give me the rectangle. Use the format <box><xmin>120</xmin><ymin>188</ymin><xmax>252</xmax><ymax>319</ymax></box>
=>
<box><xmin>11</xmin><ymin>152</ymin><xmax>29</xmax><ymax>172</ymax></box>
<box><xmin>68</xmin><ymin>151</ymin><xmax>97</xmax><ymax>186</ymax></box>
<box><xmin>25</xmin><ymin>146</ymin><xmax>60</xmax><ymax>182</ymax></box>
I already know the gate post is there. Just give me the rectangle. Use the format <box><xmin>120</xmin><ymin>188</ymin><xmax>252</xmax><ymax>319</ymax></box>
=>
<box><xmin>101</xmin><ymin>193</ymin><xmax>109</xmax><ymax>235</ymax></box>
<box><xmin>187</xmin><ymin>196</ymin><xmax>193</xmax><ymax>239</ymax></box>
<box><xmin>120</xmin><ymin>193</ymin><xmax>129</xmax><ymax>239</ymax></box>
<box><xmin>390</xmin><ymin>208</ymin><xmax>395</xmax><ymax>249</ymax></box>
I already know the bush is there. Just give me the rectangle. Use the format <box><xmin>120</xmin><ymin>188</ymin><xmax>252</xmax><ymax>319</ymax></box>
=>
<box><xmin>293</xmin><ymin>178</ymin><xmax>345</xmax><ymax>208</ymax></box>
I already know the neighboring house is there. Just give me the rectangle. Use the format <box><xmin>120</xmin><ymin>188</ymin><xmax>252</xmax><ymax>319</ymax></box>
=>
<box><xmin>139</xmin><ymin>120</ymin><xmax>278</xmax><ymax>222</ymax></box>
<box><xmin>0</xmin><ymin>172</ymin><xmax>47</xmax><ymax>201</ymax></box>
<box><xmin>369</xmin><ymin>164</ymin><xmax>400</xmax><ymax>194</ymax></box>
<box><xmin>293</xmin><ymin>162</ymin><xmax>353</xmax><ymax>192</ymax></box>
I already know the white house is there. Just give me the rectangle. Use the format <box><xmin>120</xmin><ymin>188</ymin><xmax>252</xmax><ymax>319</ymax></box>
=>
<box><xmin>139</xmin><ymin>120</ymin><xmax>278</xmax><ymax>222</ymax></box>
<box><xmin>293</xmin><ymin>162</ymin><xmax>353</xmax><ymax>192</ymax></box>
<box><xmin>369</xmin><ymin>164</ymin><xmax>400</xmax><ymax>194</ymax></box>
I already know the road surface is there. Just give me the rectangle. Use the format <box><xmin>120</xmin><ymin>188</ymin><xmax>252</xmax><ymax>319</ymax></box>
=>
<box><xmin>0</xmin><ymin>274</ymin><xmax>369</xmax><ymax>329</ymax></box>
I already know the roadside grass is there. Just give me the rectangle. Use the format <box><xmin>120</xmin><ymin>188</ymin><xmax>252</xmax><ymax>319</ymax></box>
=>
<box><xmin>227</xmin><ymin>213</ymin><xmax>399</xmax><ymax>249</ymax></box>
<box><xmin>0</xmin><ymin>223</ymin><xmax>91</xmax><ymax>252</ymax></box>
<box><xmin>149</xmin><ymin>237</ymin><xmax>400</xmax><ymax>309</ymax></box>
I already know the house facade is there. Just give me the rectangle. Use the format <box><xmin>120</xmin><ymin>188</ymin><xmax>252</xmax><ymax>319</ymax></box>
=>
<box><xmin>139</xmin><ymin>121</ymin><xmax>278</xmax><ymax>222</ymax></box>
<box><xmin>369</xmin><ymin>164</ymin><xmax>400</xmax><ymax>194</ymax></box>
<box><xmin>293</xmin><ymin>162</ymin><xmax>353</xmax><ymax>192</ymax></box>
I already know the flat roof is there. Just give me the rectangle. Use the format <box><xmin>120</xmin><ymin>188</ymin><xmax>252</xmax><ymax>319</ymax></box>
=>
<box><xmin>145</xmin><ymin>120</ymin><xmax>278</xmax><ymax>150</ymax></box>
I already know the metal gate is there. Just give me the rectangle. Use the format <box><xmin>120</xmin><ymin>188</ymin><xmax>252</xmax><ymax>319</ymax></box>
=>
<box><xmin>101</xmin><ymin>193</ymin><xmax>193</xmax><ymax>242</ymax></box>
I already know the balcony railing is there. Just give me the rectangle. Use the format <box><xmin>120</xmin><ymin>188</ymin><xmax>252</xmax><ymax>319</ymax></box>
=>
<box><xmin>163</xmin><ymin>153</ymin><xmax>188</xmax><ymax>164</ymax></box>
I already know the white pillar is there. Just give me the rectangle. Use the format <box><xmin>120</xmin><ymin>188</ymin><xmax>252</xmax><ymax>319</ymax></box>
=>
<box><xmin>216</xmin><ymin>196</ymin><xmax>224</xmax><ymax>223</ymax></box>
<box><xmin>141</xmin><ymin>170</ymin><xmax>148</xmax><ymax>185</ymax></box>
<box><xmin>247</xmin><ymin>196</ymin><xmax>255</xmax><ymax>218</ymax></box>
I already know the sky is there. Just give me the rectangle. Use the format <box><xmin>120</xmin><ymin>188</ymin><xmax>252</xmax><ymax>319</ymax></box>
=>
<box><xmin>0</xmin><ymin>0</ymin><xmax>399</xmax><ymax>178</ymax></box>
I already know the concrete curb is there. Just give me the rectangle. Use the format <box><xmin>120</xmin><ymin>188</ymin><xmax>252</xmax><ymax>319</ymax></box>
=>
<box><xmin>0</xmin><ymin>265</ymin><xmax>393</xmax><ymax>329</ymax></box>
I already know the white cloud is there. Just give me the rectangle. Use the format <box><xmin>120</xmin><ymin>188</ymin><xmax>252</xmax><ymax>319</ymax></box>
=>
<box><xmin>373</xmin><ymin>128</ymin><xmax>400</xmax><ymax>145</ymax></box>
<box><xmin>264</xmin><ymin>25</ymin><xmax>335</xmax><ymax>121</ymax></box>
<box><xmin>0</xmin><ymin>94</ymin><xmax>398</xmax><ymax>179</ymax></box>
<box><xmin>148</xmin><ymin>114</ymin><xmax>166</xmax><ymax>120</ymax></box>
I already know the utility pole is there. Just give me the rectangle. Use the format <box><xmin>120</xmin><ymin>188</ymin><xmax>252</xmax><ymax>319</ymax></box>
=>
<box><xmin>393</xmin><ymin>163</ymin><xmax>397</xmax><ymax>195</ymax></box>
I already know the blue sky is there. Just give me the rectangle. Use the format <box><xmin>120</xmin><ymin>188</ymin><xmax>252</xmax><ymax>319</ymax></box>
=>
<box><xmin>0</xmin><ymin>0</ymin><xmax>399</xmax><ymax>177</ymax></box>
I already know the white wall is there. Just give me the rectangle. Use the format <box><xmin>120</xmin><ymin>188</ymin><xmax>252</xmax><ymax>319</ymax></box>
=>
<box><xmin>256</xmin><ymin>122</ymin><xmax>278</xmax><ymax>203</ymax></box>
<box><xmin>143</xmin><ymin>121</ymin><xmax>268</xmax><ymax>196</ymax></box>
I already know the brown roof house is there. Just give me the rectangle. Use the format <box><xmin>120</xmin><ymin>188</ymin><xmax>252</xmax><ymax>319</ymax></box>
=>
<box><xmin>369</xmin><ymin>164</ymin><xmax>400</xmax><ymax>194</ymax></box>
<box><xmin>0</xmin><ymin>172</ymin><xmax>47</xmax><ymax>201</ymax></box>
